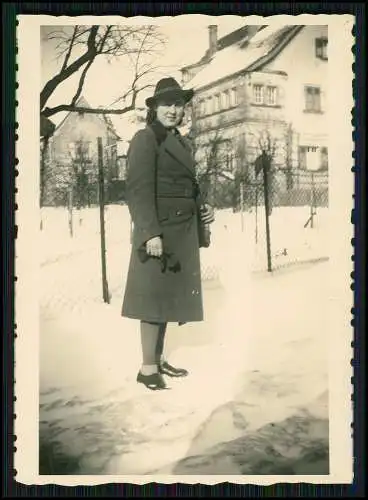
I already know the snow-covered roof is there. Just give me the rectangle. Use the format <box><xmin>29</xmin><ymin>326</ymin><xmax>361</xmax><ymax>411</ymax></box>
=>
<box><xmin>53</xmin><ymin>96</ymin><xmax>121</xmax><ymax>139</ymax></box>
<box><xmin>109</xmin><ymin>108</ymin><xmax>146</xmax><ymax>151</ymax></box>
<box><xmin>181</xmin><ymin>25</ymin><xmax>265</xmax><ymax>71</ymax></box>
<box><xmin>184</xmin><ymin>25</ymin><xmax>303</xmax><ymax>91</ymax></box>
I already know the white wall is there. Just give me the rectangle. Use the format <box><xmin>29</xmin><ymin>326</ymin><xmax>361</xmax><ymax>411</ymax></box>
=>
<box><xmin>264</xmin><ymin>25</ymin><xmax>328</xmax><ymax>146</ymax></box>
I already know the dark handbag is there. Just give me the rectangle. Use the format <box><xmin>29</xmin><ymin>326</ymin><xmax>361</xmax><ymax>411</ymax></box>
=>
<box><xmin>198</xmin><ymin>219</ymin><xmax>211</xmax><ymax>248</ymax></box>
<box><xmin>197</xmin><ymin>205</ymin><xmax>211</xmax><ymax>248</ymax></box>
<box><xmin>194</xmin><ymin>181</ymin><xmax>211</xmax><ymax>248</ymax></box>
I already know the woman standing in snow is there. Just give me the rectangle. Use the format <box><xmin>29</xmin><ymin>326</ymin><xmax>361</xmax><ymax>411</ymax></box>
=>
<box><xmin>121</xmin><ymin>77</ymin><xmax>214</xmax><ymax>391</ymax></box>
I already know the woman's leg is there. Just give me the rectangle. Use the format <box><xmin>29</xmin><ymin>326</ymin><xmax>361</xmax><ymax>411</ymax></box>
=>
<box><xmin>156</xmin><ymin>323</ymin><xmax>189</xmax><ymax>378</ymax></box>
<box><xmin>155</xmin><ymin>322</ymin><xmax>167</xmax><ymax>364</ymax></box>
<box><xmin>140</xmin><ymin>320</ymin><xmax>161</xmax><ymax>375</ymax></box>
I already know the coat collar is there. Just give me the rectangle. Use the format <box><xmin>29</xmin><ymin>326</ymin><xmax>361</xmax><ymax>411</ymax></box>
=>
<box><xmin>149</xmin><ymin>121</ymin><xmax>195</xmax><ymax>174</ymax></box>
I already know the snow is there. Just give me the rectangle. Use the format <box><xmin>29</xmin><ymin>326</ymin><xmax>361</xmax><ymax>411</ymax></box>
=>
<box><xmin>110</xmin><ymin>109</ymin><xmax>146</xmax><ymax>145</ymax></box>
<box><xmin>39</xmin><ymin>244</ymin><xmax>330</xmax><ymax>475</ymax></box>
<box><xmin>40</xmin><ymin>204</ymin><xmax>329</xmax><ymax>276</ymax></box>
<box><xmin>184</xmin><ymin>26</ymin><xmax>292</xmax><ymax>91</ymax></box>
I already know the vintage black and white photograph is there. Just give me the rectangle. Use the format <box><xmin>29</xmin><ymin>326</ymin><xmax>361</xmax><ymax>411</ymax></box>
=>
<box><xmin>15</xmin><ymin>14</ymin><xmax>354</xmax><ymax>484</ymax></box>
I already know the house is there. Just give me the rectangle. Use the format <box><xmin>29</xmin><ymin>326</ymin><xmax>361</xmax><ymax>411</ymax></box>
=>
<box><xmin>43</xmin><ymin>97</ymin><xmax>123</xmax><ymax>206</ymax></box>
<box><xmin>181</xmin><ymin>24</ymin><xmax>328</xmax><ymax>203</ymax></box>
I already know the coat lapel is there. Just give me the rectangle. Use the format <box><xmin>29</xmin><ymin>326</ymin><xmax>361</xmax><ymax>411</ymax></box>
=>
<box><xmin>163</xmin><ymin>131</ymin><xmax>195</xmax><ymax>175</ymax></box>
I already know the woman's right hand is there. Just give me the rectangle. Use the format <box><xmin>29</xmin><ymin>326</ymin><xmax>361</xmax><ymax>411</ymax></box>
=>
<box><xmin>146</xmin><ymin>236</ymin><xmax>163</xmax><ymax>257</ymax></box>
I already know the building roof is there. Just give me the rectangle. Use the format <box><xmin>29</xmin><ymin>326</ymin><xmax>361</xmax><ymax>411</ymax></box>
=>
<box><xmin>182</xmin><ymin>25</ymin><xmax>266</xmax><ymax>71</ymax></box>
<box><xmin>53</xmin><ymin>96</ymin><xmax>121</xmax><ymax>139</ymax></box>
<box><xmin>183</xmin><ymin>25</ymin><xmax>304</xmax><ymax>91</ymax></box>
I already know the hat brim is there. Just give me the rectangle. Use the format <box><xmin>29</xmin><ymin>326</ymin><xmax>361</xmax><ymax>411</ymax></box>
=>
<box><xmin>145</xmin><ymin>88</ymin><xmax>194</xmax><ymax>108</ymax></box>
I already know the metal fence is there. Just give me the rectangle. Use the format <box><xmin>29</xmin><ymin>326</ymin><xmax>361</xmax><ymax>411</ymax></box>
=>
<box><xmin>232</xmin><ymin>165</ymin><xmax>329</xmax><ymax>273</ymax></box>
<box><xmin>40</xmin><ymin>140</ymin><xmax>330</xmax><ymax>302</ymax></box>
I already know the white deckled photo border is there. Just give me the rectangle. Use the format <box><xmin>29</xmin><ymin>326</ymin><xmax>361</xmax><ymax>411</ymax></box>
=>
<box><xmin>15</xmin><ymin>13</ymin><xmax>355</xmax><ymax>486</ymax></box>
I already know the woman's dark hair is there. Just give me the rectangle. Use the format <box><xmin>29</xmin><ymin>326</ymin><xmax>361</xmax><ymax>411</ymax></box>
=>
<box><xmin>146</xmin><ymin>106</ymin><xmax>157</xmax><ymax>125</ymax></box>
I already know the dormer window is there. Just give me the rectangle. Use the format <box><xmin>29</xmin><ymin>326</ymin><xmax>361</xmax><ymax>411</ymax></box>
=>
<box><xmin>315</xmin><ymin>37</ymin><xmax>328</xmax><ymax>60</ymax></box>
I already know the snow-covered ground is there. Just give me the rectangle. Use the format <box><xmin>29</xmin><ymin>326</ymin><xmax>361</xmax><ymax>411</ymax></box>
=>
<box><xmin>39</xmin><ymin>257</ymin><xmax>330</xmax><ymax>476</ymax></box>
<box><xmin>37</xmin><ymin>203</ymin><xmax>330</xmax><ymax>475</ymax></box>
<box><xmin>40</xmin><ymin>204</ymin><xmax>329</xmax><ymax>278</ymax></box>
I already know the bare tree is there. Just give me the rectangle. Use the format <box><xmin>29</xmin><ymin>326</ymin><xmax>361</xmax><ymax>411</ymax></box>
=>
<box><xmin>41</xmin><ymin>25</ymin><xmax>166</xmax><ymax>120</ymax></box>
<box><xmin>253</xmin><ymin>128</ymin><xmax>279</xmax><ymax>215</ymax></box>
<box><xmin>232</xmin><ymin>134</ymin><xmax>253</xmax><ymax>211</ymax></box>
<box><xmin>187</xmin><ymin>109</ymin><xmax>234</xmax><ymax>207</ymax></box>
<box><xmin>195</xmin><ymin>129</ymin><xmax>231</xmax><ymax>206</ymax></box>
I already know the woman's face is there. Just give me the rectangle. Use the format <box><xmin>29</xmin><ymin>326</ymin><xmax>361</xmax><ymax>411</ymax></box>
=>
<box><xmin>155</xmin><ymin>96</ymin><xmax>185</xmax><ymax>129</ymax></box>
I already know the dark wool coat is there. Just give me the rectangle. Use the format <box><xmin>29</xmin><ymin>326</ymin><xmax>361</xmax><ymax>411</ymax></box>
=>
<box><xmin>121</xmin><ymin>121</ymin><xmax>204</xmax><ymax>324</ymax></box>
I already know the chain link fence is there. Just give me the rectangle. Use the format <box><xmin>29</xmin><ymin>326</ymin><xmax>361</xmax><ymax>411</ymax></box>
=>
<box><xmin>40</xmin><ymin>143</ymin><xmax>329</xmax><ymax>299</ymax></box>
<box><xmin>205</xmin><ymin>164</ymin><xmax>329</xmax><ymax>277</ymax></box>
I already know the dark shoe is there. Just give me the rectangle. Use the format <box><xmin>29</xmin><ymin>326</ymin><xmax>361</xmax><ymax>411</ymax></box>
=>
<box><xmin>136</xmin><ymin>371</ymin><xmax>168</xmax><ymax>391</ymax></box>
<box><xmin>159</xmin><ymin>361</ymin><xmax>189</xmax><ymax>378</ymax></box>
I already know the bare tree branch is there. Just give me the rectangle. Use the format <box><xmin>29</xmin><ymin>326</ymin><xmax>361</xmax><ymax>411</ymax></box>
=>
<box><xmin>41</xmin><ymin>24</ymin><xmax>166</xmax><ymax>129</ymax></box>
<box><xmin>70</xmin><ymin>56</ymin><xmax>95</xmax><ymax>106</ymax></box>
<box><xmin>42</xmin><ymin>83</ymin><xmax>155</xmax><ymax>118</ymax></box>
<box><xmin>41</xmin><ymin>25</ymin><xmax>99</xmax><ymax>110</ymax></box>
<box><xmin>96</xmin><ymin>25</ymin><xmax>112</xmax><ymax>53</ymax></box>
<box><xmin>61</xmin><ymin>26</ymin><xmax>78</xmax><ymax>72</ymax></box>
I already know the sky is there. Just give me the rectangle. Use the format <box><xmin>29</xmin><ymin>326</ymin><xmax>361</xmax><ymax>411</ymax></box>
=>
<box><xmin>41</xmin><ymin>15</ymin><xmax>248</xmax><ymax>129</ymax></box>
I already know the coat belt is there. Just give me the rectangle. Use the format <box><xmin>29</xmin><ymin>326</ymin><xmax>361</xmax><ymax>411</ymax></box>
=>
<box><xmin>157</xmin><ymin>191</ymin><xmax>197</xmax><ymax>199</ymax></box>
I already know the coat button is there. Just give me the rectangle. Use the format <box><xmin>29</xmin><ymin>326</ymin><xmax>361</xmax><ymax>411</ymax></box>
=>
<box><xmin>176</xmin><ymin>210</ymin><xmax>183</xmax><ymax>216</ymax></box>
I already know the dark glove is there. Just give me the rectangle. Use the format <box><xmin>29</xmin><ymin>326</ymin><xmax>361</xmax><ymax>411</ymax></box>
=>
<box><xmin>137</xmin><ymin>246</ymin><xmax>181</xmax><ymax>274</ymax></box>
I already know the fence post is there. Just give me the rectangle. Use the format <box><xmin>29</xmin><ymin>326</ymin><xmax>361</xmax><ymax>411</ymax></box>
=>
<box><xmin>304</xmin><ymin>171</ymin><xmax>316</xmax><ymax>229</ymax></box>
<box><xmin>262</xmin><ymin>153</ymin><xmax>272</xmax><ymax>272</ymax></box>
<box><xmin>97</xmin><ymin>137</ymin><xmax>110</xmax><ymax>304</ymax></box>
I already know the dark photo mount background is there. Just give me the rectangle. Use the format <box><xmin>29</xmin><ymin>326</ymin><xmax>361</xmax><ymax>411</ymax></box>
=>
<box><xmin>2</xmin><ymin>1</ymin><xmax>365</xmax><ymax>497</ymax></box>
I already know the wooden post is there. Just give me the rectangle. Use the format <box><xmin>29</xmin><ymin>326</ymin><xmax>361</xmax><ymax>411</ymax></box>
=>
<box><xmin>304</xmin><ymin>171</ymin><xmax>316</xmax><ymax>229</ymax></box>
<box><xmin>262</xmin><ymin>154</ymin><xmax>272</xmax><ymax>272</ymax></box>
<box><xmin>97</xmin><ymin>137</ymin><xmax>110</xmax><ymax>304</ymax></box>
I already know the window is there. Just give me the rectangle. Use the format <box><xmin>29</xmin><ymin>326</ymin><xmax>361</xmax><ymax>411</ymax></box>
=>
<box><xmin>214</xmin><ymin>94</ymin><xmax>220</xmax><ymax>112</ymax></box>
<box><xmin>315</xmin><ymin>37</ymin><xmax>328</xmax><ymax>60</ymax></box>
<box><xmin>207</xmin><ymin>97</ymin><xmax>212</xmax><ymax>115</ymax></box>
<box><xmin>253</xmin><ymin>84</ymin><xmax>264</xmax><ymax>104</ymax></box>
<box><xmin>198</xmin><ymin>99</ymin><xmax>205</xmax><ymax>117</ymax></box>
<box><xmin>265</xmin><ymin>86</ymin><xmax>277</xmax><ymax>105</ymax></box>
<box><xmin>298</xmin><ymin>146</ymin><xmax>312</xmax><ymax>169</ymax></box>
<box><xmin>230</xmin><ymin>88</ymin><xmax>238</xmax><ymax>107</ymax></box>
<box><xmin>78</xmin><ymin>141</ymin><xmax>91</xmax><ymax>160</ymax></box>
<box><xmin>304</xmin><ymin>86</ymin><xmax>321</xmax><ymax>112</ymax></box>
<box><xmin>202</xmin><ymin>99</ymin><xmax>207</xmax><ymax>116</ymax></box>
<box><xmin>223</xmin><ymin>90</ymin><xmax>230</xmax><ymax>109</ymax></box>
<box><xmin>299</xmin><ymin>146</ymin><xmax>327</xmax><ymax>170</ymax></box>
<box><xmin>219</xmin><ymin>92</ymin><xmax>226</xmax><ymax>110</ymax></box>
<box><xmin>253</xmin><ymin>84</ymin><xmax>278</xmax><ymax>106</ymax></box>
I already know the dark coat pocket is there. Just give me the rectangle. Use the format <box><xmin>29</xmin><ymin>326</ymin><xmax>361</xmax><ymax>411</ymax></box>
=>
<box><xmin>158</xmin><ymin>207</ymin><xmax>195</xmax><ymax>226</ymax></box>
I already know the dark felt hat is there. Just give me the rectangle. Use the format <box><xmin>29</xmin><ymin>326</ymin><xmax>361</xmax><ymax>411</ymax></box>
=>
<box><xmin>145</xmin><ymin>77</ymin><xmax>194</xmax><ymax>108</ymax></box>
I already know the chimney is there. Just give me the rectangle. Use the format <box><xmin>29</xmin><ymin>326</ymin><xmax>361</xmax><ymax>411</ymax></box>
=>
<box><xmin>208</xmin><ymin>25</ymin><xmax>218</xmax><ymax>57</ymax></box>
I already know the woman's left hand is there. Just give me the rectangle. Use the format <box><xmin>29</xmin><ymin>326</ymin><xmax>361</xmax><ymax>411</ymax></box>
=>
<box><xmin>200</xmin><ymin>204</ymin><xmax>215</xmax><ymax>224</ymax></box>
